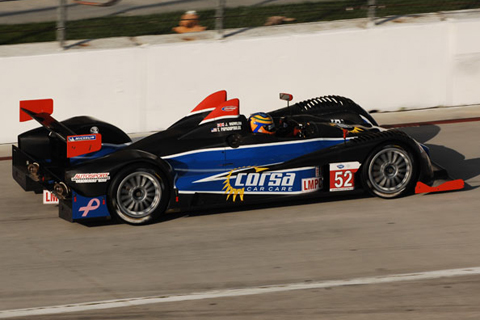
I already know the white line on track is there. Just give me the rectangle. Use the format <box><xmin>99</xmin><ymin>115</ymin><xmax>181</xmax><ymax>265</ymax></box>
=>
<box><xmin>2</xmin><ymin>267</ymin><xmax>480</xmax><ymax>319</ymax></box>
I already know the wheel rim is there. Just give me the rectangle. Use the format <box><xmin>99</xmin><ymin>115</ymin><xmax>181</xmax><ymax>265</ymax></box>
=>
<box><xmin>368</xmin><ymin>147</ymin><xmax>412</xmax><ymax>195</ymax></box>
<box><xmin>116</xmin><ymin>171</ymin><xmax>162</xmax><ymax>218</ymax></box>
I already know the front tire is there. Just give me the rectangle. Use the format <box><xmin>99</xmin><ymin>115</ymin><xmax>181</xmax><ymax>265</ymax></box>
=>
<box><xmin>362</xmin><ymin>144</ymin><xmax>417</xmax><ymax>198</ymax></box>
<box><xmin>108</xmin><ymin>164</ymin><xmax>169</xmax><ymax>225</ymax></box>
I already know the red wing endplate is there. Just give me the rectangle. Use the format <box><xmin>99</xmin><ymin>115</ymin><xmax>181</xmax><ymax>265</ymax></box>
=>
<box><xmin>189</xmin><ymin>90</ymin><xmax>227</xmax><ymax>115</ymax></box>
<box><xmin>200</xmin><ymin>99</ymin><xmax>240</xmax><ymax>125</ymax></box>
<box><xmin>19</xmin><ymin>99</ymin><xmax>102</xmax><ymax>158</ymax></box>
<box><xmin>20</xmin><ymin>99</ymin><xmax>54</xmax><ymax>122</ymax></box>
<box><xmin>20</xmin><ymin>99</ymin><xmax>75</xmax><ymax>140</ymax></box>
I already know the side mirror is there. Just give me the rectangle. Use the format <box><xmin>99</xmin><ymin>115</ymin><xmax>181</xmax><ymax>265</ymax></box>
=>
<box><xmin>280</xmin><ymin>93</ymin><xmax>293</xmax><ymax>116</ymax></box>
<box><xmin>279</xmin><ymin>93</ymin><xmax>293</xmax><ymax>101</ymax></box>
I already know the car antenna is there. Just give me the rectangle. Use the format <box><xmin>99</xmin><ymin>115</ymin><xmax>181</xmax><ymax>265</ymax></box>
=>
<box><xmin>279</xmin><ymin>93</ymin><xmax>293</xmax><ymax>117</ymax></box>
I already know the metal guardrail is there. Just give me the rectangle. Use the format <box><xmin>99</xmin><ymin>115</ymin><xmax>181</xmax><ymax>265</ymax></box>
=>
<box><xmin>1</xmin><ymin>0</ymin><xmax>480</xmax><ymax>47</ymax></box>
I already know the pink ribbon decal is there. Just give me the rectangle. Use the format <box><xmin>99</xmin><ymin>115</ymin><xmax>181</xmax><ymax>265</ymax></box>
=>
<box><xmin>79</xmin><ymin>198</ymin><xmax>101</xmax><ymax>217</ymax></box>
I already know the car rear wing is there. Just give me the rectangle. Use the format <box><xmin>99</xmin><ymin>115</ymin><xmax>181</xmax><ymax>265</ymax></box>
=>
<box><xmin>20</xmin><ymin>99</ymin><xmax>102</xmax><ymax>158</ymax></box>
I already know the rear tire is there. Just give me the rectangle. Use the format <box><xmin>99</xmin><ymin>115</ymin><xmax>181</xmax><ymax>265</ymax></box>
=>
<box><xmin>362</xmin><ymin>144</ymin><xmax>417</xmax><ymax>198</ymax></box>
<box><xmin>108</xmin><ymin>164</ymin><xmax>169</xmax><ymax>225</ymax></box>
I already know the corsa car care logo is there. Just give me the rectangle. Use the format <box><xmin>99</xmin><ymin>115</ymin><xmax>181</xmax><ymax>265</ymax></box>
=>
<box><xmin>235</xmin><ymin>172</ymin><xmax>295</xmax><ymax>191</ymax></box>
<box><xmin>71</xmin><ymin>173</ymin><xmax>110</xmax><ymax>183</ymax></box>
<box><xmin>223</xmin><ymin>167</ymin><xmax>296</xmax><ymax>201</ymax></box>
<box><xmin>223</xmin><ymin>169</ymin><xmax>245</xmax><ymax>202</ymax></box>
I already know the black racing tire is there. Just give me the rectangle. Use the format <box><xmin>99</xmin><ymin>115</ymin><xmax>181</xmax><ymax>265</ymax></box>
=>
<box><xmin>362</xmin><ymin>144</ymin><xmax>417</xmax><ymax>199</ymax></box>
<box><xmin>107</xmin><ymin>164</ymin><xmax>169</xmax><ymax>225</ymax></box>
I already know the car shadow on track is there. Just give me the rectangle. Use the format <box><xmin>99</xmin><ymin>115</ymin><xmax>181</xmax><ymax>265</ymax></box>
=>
<box><xmin>401</xmin><ymin>125</ymin><xmax>480</xmax><ymax>187</ymax></box>
<box><xmin>180</xmin><ymin>191</ymin><xmax>366</xmax><ymax>219</ymax></box>
<box><xmin>78</xmin><ymin>191</ymin><xmax>368</xmax><ymax>228</ymax></box>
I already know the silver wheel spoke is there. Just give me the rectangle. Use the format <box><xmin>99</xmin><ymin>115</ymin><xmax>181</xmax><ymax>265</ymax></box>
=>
<box><xmin>391</xmin><ymin>152</ymin><xmax>398</xmax><ymax>164</ymax></box>
<box><xmin>387</xmin><ymin>151</ymin><xmax>393</xmax><ymax>163</ymax></box>
<box><xmin>368</xmin><ymin>147</ymin><xmax>413</xmax><ymax>196</ymax></box>
<box><xmin>379</xmin><ymin>177</ymin><xmax>387</xmax><ymax>187</ymax></box>
<box><xmin>116</xmin><ymin>170</ymin><xmax>163</xmax><ymax>219</ymax></box>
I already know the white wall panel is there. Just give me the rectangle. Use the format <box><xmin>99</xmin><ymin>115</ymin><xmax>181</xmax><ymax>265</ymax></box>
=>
<box><xmin>1</xmin><ymin>18</ymin><xmax>479</xmax><ymax>143</ymax></box>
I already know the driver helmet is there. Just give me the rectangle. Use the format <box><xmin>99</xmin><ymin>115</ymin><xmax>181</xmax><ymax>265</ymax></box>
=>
<box><xmin>249</xmin><ymin>112</ymin><xmax>275</xmax><ymax>134</ymax></box>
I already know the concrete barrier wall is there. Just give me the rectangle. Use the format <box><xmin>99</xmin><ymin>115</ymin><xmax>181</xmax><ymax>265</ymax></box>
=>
<box><xmin>1</xmin><ymin>17</ymin><xmax>479</xmax><ymax>143</ymax></box>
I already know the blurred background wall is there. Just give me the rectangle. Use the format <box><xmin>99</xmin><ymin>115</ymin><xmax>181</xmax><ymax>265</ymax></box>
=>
<box><xmin>1</xmin><ymin>1</ymin><xmax>480</xmax><ymax>143</ymax></box>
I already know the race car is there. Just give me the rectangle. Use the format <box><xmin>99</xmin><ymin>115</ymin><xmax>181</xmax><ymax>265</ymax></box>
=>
<box><xmin>12</xmin><ymin>91</ymin><xmax>464</xmax><ymax>225</ymax></box>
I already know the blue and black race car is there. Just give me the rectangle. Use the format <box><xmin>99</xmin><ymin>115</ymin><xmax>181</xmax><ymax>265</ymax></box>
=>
<box><xmin>12</xmin><ymin>91</ymin><xmax>464</xmax><ymax>225</ymax></box>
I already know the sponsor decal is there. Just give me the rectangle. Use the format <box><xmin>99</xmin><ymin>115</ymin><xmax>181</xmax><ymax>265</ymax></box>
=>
<box><xmin>302</xmin><ymin>178</ymin><xmax>320</xmax><ymax>192</ymax></box>
<box><xmin>187</xmin><ymin>167</ymin><xmax>320</xmax><ymax>200</ymax></box>
<box><xmin>221</xmin><ymin>106</ymin><xmax>238</xmax><ymax>112</ymax></box>
<box><xmin>72</xmin><ymin>191</ymin><xmax>110</xmax><ymax>220</ymax></box>
<box><xmin>71</xmin><ymin>173</ymin><xmax>110</xmax><ymax>183</ymax></box>
<box><xmin>79</xmin><ymin>198</ymin><xmax>100</xmax><ymax>217</ymax></box>
<box><xmin>68</xmin><ymin>135</ymin><xmax>96</xmax><ymax>142</ymax></box>
<box><xmin>349</xmin><ymin>127</ymin><xmax>364</xmax><ymax>134</ymax></box>
<box><xmin>211</xmin><ymin>121</ymin><xmax>242</xmax><ymax>133</ymax></box>
<box><xmin>223</xmin><ymin>169</ymin><xmax>245</xmax><ymax>201</ymax></box>
<box><xmin>43</xmin><ymin>190</ymin><xmax>59</xmax><ymax>204</ymax></box>
<box><xmin>223</xmin><ymin>167</ymin><xmax>300</xmax><ymax>201</ymax></box>
<box><xmin>330</xmin><ymin>122</ymin><xmax>364</xmax><ymax>134</ymax></box>
<box><xmin>329</xmin><ymin>161</ymin><xmax>361</xmax><ymax>192</ymax></box>
<box><xmin>235</xmin><ymin>171</ymin><xmax>295</xmax><ymax>191</ymax></box>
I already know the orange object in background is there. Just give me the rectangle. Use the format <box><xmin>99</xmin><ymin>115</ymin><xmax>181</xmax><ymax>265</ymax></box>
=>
<box><xmin>173</xmin><ymin>11</ymin><xmax>207</xmax><ymax>33</ymax></box>
<box><xmin>73</xmin><ymin>0</ymin><xmax>121</xmax><ymax>7</ymax></box>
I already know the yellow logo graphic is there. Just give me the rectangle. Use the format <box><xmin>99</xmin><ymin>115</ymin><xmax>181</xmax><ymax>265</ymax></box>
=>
<box><xmin>349</xmin><ymin>127</ymin><xmax>364</xmax><ymax>134</ymax></box>
<box><xmin>329</xmin><ymin>122</ymin><xmax>364</xmax><ymax>134</ymax></box>
<box><xmin>223</xmin><ymin>167</ymin><xmax>268</xmax><ymax>201</ymax></box>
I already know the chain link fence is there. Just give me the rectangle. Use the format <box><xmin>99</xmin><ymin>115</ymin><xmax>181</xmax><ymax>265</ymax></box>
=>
<box><xmin>1</xmin><ymin>0</ymin><xmax>480</xmax><ymax>47</ymax></box>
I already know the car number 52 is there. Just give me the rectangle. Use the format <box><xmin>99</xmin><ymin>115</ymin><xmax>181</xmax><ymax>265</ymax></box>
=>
<box><xmin>329</xmin><ymin>162</ymin><xmax>361</xmax><ymax>192</ymax></box>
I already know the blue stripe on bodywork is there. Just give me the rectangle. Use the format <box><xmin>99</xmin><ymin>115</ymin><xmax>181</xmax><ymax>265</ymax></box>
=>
<box><xmin>225</xmin><ymin>138</ymin><xmax>343</xmax><ymax>168</ymax></box>
<box><xmin>167</xmin><ymin>138</ymin><xmax>344</xmax><ymax>192</ymax></box>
